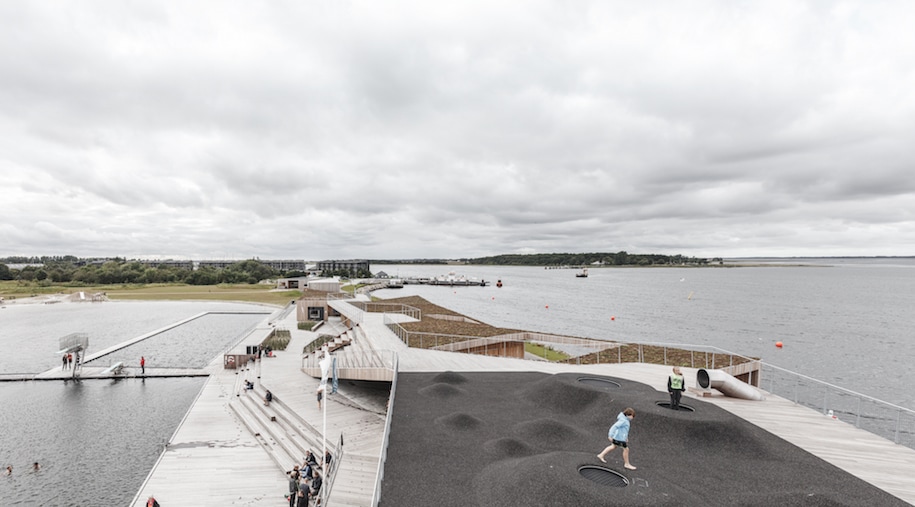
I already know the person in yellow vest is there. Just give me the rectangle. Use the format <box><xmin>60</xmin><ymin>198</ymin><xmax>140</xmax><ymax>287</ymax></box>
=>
<box><xmin>668</xmin><ymin>366</ymin><xmax>685</xmax><ymax>410</ymax></box>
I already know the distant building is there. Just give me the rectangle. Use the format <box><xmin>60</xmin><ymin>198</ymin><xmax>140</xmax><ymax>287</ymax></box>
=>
<box><xmin>317</xmin><ymin>259</ymin><xmax>369</xmax><ymax>274</ymax></box>
<box><xmin>139</xmin><ymin>260</ymin><xmax>194</xmax><ymax>270</ymax></box>
<box><xmin>276</xmin><ymin>276</ymin><xmax>310</xmax><ymax>289</ymax></box>
<box><xmin>307</xmin><ymin>278</ymin><xmax>342</xmax><ymax>293</ymax></box>
<box><xmin>261</xmin><ymin>259</ymin><xmax>307</xmax><ymax>271</ymax></box>
<box><xmin>197</xmin><ymin>259</ymin><xmax>307</xmax><ymax>271</ymax></box>
<box><xmin>198</xmin><ymin>260</ymin><xmax>235</xmax><ymax>269</ymax></box>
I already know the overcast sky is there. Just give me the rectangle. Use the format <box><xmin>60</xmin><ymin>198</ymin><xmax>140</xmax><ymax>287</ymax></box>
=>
<box><xmin>2</xmin><ymin>1</ymin><xmax>914</xmax><ymax>261</ymax></box>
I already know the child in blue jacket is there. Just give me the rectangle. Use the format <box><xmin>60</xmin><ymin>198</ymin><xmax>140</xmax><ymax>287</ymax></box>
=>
<box><xmin>597</xmin><ymin>407</ymin><xmax>637</xmax><ymax>470</ymax></box>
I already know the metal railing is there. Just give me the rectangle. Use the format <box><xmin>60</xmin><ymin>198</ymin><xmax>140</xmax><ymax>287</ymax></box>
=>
<box><xmin>761</xmin><ymin>362</ymin><xmax>915</xmax><ymax>449</ymax></box>
<box><xmin>372</xmin><ymin>352</ymin><xmax>399</xmax><ymax>507</ymax></box>
<box><xmin>303</xmin><ymin>348</ymin><xmax>397</xmax><ymax>373</ymax></box>
<box><xmin>360</xmin><ymin>302</ymin><xmax>422</xmax><ymax>320</ymax></box>
<box><xmin>383</xmin><ymin>319</ymin><xmax>759</xmax><ymax>369</ymax></box>
<box><xmin>321</xmin><ymin>433</ymin><xmax>344</xmax><ymax>506</ymax></box>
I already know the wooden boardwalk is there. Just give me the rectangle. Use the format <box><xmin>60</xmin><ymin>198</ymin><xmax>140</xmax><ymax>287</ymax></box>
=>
<box><xmin>131</xmin><ymin>310</ymin><xmax>386</xmax><ymax>507</ymax></box>
<box><xmin>132</xmin><ymin>302</ymin><xmax>915</xmax><ymax>506</ymax></box>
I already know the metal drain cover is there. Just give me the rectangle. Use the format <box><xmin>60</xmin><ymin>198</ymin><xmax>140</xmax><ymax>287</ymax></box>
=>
<box><xmin>579</xmin><ymin>465</ymin><xmax>629</xmax><ymax>487</ymax></box>
<box><xmin>577</xmin><ymin>377</ymin><xmax>621</xmax><ymax>389</ymax></box>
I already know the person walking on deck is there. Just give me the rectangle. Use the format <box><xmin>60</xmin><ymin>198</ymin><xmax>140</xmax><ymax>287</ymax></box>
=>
<box><xmin>668</xmin><ymin>367</ymin><xmax>685</xmax><ymax>410</ymax></box>
<box><xmin>62</xmin><ymin>354</ymin><xmax>68</xmax><ymax>370</ymax></box>
<box><xmin>597</xmin><ymin>407</ymin><xmax>637</xmax><ymax>470</ymax></box>
<box><xmin>287</xmin><ymin>470</ymin><xmax>299</xmax><ymax>507</ymax></box>
<box><xmin>140</xmin><ymin>356</ymin><xmax>146</xmax><ymax>375</ymax></box>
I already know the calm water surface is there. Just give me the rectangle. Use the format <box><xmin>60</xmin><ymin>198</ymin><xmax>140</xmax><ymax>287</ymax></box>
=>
<box><xmin>0</xmin><ymin>301</ymin><xmax>271</xmax><ymax>506</ymax></box>
<box><xmin>373</xmin><ymin>261</ymin><xmax>915</xmax><ymax>409</ymax></box>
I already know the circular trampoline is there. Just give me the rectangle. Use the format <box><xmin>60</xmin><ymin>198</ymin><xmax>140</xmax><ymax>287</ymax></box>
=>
<box><xmin>578</xmin><ymin>465</ymin><xmax>629</xmax><ymax>487</ymax></box>
<box><xmin>577</xmin><ymin>377</ymin><xmax>621</xmax><ymax>389</ymax></box>
<box><xmin>655</xmin><ymin>401</ymin><xmax>695</xmax><ymax>412</ymax></box>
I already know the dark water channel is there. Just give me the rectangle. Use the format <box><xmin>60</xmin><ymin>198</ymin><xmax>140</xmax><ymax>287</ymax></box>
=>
<box><xmin>0</xmin><ymin>301</ymin><xmax>270</xmax><ymax>506</ymax></box>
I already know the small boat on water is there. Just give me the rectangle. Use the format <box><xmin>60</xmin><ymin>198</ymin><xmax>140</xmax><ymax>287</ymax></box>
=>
<box><xmin>428</xmin><ymin>271</ymin><xmax>489</xmax><ymax>286</ymax></box>
<box><xmin>496</xmin><ymin>279</ymin><xmax>503</xmax><ymax>288</ymax></box>
<box><xmin>386</xmin><ymin>279</ymin><xmax>404</xmax><ymax>289</ymax></box>
<box><xmin>576</xmin><ymin>267</ymin><xmax>589</xmax><ymax>278</ymax></box>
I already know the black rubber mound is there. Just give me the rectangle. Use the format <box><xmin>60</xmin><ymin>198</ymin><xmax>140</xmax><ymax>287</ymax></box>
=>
<box><xmin>435</xmin><ymin>412</ymin><xmax>484</xmax><ymax>430</ymax></box>
<box><xmin>512</xmin><ymin>418</ymin><xmax>588</xmax><ymax>447</ymax></box>
<box><xmin>432</xmin><ymin>371</ymin><xmax>468</xmax><ymax>384</ymax></box>
<box><xmin>482</xmin><ymin>437</ymin><xmax>535</xmax><ymax>458</ymax></box>
<box><xmin>381</xmin><ymin>371</ymin><xmax>912</xmax><ymax>507</ymax></box>
<box><xmin>418</xmin><ymin>382</ymin><xmax>466</xmax><ymax>398</ymax></box>
<box><xmin>578</xmin><ymin>377</ymin><xmax>622</xmax><ymax>389</ymax></box>
<box><xmin>579</xmin><ymin>465</ymin><xmax>629</xmax><ymax>487</ymax></box>
<box><xmin>520</xmin><ymin>375</ymin><xmax>602</xmax><ymax>414</ymax></box>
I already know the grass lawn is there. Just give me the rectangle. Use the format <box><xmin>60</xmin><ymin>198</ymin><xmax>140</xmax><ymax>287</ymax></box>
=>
<box><xmin>0</xmin><ymin>281</ymin><xmax>300</xmax><ymax>307</ymax></box>
<box><xmin>524</xmin><ymin>342</ymin><xmax>571</xmax><ymax>361</ymax></box>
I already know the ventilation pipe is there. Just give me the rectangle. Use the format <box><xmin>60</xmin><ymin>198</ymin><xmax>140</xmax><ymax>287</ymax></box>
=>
<box><xmin>697</xmin><ymin>368</ymin><xmax>765</xmax><ymax>401</ymax></box>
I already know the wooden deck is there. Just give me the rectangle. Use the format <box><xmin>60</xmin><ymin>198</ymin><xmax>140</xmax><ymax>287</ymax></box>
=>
<box><xmin>132</xmin><ymin>301</ymin><xmax>915</xmax><ymax>506</ymax></box>
<box><xmin>131</xmin><ymin>310</ymin><xmax>386</xmax><ymax>507</ymax></box>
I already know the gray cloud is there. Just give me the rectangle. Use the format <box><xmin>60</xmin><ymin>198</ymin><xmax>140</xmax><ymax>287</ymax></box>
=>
<box><xmin>2</xmin><ymin>1</ymin><xmax>915</xmax><ymax>261</ymax></box>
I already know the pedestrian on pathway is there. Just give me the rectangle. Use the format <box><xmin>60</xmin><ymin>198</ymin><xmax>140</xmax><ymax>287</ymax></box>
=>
<box><xmin>67</xmin><ymin>353</ymin><xmax>72</xmax><ymax>369</ymax></box>
<box><xmin>146</xmin><ymin>495</ymin><xmax>160</xmax><ymax>507</ymax></box>
<box><xmin>597</xmin><ymin>407</ymin><xmax>637</xmax><ymax>470</ymax></box>
<box><xmin>286</xmin><ymin>470</ymin><xmax>299</xmax><ymax>507</ymax></box>
<box><xmin>264</xmin><ymin>389</ymin><xmax>273</xmax><ymax>406</ymax></box>
<box><xmin>295</xmin><ymin>486</ymin><xmax>309</xmax><ymax>507</ymax></box>
<box><xmin>140</xmin><ymin>356</ymin><xmax>146</xmax><ymax>375</ymax></box>
<box><xmin>316</xmin><ymin>385</ymin><xmax>324</xmax><ymax>410</ymax></box>
<box><xmin>62</xmin><ymin>354</ymin><xmax>68</xmax><ymax>370</ymax></box>
<box><xmin>668</xmin><ymin>366</ymin><xmax>685</xmax><ymax>410</ymax></box>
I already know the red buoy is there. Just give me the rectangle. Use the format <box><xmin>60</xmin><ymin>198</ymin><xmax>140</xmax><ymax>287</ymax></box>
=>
<box><xmin>610</xmin><ymin>316</ymin><xmax>616</xmax><ymax>321</ymax></box>
<box><xmin>775</xmin><ymin>341</ymin><xmax>783</xmax><ymax>348</ymax></box>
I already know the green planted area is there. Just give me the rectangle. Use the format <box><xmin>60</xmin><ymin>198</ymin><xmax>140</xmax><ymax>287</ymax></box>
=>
<box><xmin>524</xmin><ymin>342</ymin><xmax>571</xmax><ymax>361</ymax></box>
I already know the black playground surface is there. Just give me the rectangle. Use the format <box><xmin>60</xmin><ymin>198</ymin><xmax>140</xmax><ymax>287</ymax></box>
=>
<box><xmin>378</xmin><ymin>371</ymin><xmax>908</xmax><ymax>507</ymax></box>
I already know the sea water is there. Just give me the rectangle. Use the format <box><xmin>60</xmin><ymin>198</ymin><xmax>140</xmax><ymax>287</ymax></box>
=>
<box><xmin>371</xmin><ymin>260</ymin><xmax>915</xmax><ymax>409</ymax></box>
<box><xmin>0</xmin><ymin>301</ymin><xmax>269</xmax><ymax>506</ymax></box>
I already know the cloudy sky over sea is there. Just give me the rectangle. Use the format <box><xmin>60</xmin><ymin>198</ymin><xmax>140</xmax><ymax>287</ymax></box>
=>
<box><xmin>2</xmin><ymin>1</ymin><xmax>914</xmax><ymax>261</ymax></box>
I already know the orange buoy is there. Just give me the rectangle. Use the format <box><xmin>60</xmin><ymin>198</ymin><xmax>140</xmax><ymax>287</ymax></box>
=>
<box><xmin>775</xmin><ymin>341</ymin><xmax>783</xmax><ymax>348</ymax></box>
